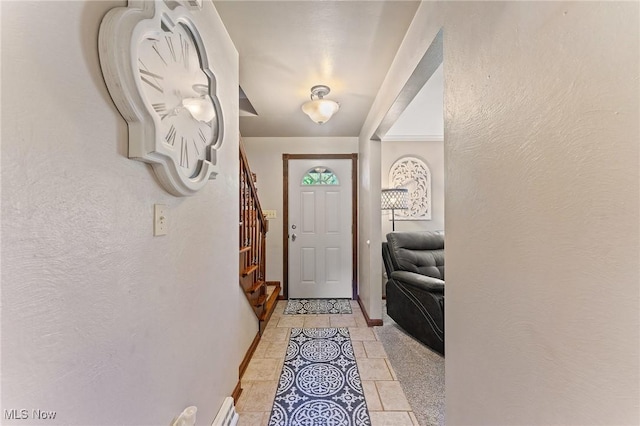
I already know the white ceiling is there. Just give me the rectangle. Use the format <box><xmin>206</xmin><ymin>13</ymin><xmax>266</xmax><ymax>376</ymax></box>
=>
<box><xmin>213</xmin><ymin>1</ymin><xmax>421</xmax><ymax>137</ymax></box>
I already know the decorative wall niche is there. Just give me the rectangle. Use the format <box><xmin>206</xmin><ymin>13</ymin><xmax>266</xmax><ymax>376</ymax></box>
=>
<box><xmin>388</xmin><ymin>156</ymin><xmax>432</xmax><ymax>220</ymax></box>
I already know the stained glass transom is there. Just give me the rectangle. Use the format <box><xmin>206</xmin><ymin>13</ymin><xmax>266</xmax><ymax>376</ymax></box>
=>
<box><xmin>301</xmin><ymin>167</ymin><xmax>339</xmax><ymax>186</ymax></box>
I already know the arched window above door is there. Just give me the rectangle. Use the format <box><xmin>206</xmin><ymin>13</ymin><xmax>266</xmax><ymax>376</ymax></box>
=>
<box><xmin>301</xmin><ymin>167</ymin><xmax>340</xmax><ymax>186</ymax></box>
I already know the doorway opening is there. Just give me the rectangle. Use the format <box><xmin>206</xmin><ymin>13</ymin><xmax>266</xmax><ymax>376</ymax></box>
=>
<box><xmin>376</xmin><ymin>29</ymin><xmax>444</xmax><ymax>297</ymax></box>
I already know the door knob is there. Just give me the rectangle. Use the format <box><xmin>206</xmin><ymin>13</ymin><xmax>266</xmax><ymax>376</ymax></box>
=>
<box><xmin>291</xmin><ymin>233</ymin><xmax>297</xmax><ymax>241</ymax></box>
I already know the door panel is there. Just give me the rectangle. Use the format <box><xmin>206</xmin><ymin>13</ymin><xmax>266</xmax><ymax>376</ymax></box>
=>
<box><xmin>325</xmin><ymin>248</ymin><xmax>340</xmax><ymax>282</ymax></box>
<box><xmin>301</xmin><ymin>191</ymin><xmax>315</xmax><ymax>233</ymax></box>
<box><xmin>301</xmin><ymin>247</ymin><xmax>315</xmax><ymax>282</ymax></box>
<box><xmin>325</xmin><ymin>191</ymin><xmax>340</xmax><ymax>233</ymax></box>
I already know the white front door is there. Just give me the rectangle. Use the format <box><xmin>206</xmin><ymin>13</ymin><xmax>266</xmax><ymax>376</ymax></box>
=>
<box><xmin>288</xmin><ymin>159</ymin><xmax>352</xmax><ymax>299</ymax></box>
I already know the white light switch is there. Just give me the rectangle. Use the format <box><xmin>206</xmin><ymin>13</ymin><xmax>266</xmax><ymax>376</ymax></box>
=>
<box><xmin>263</xmin><ymin>209</ymin><xmax>277</xmax><ymax>219</ymax></box>
<box><xmin>154</xmin><ymin>204</ymin><xmax>167</xmax><ymax>236</ymax></box>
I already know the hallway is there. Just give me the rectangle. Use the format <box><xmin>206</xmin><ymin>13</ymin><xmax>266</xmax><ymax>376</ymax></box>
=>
<box><xmin>236</xmin><ymin>300</ymin><xmax>419</xmax><ymax>425</ymax></box>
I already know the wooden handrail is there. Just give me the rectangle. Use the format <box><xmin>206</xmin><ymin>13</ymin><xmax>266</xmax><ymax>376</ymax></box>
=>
<box><xmin>239</xmin><ymin>137</ymin><xmax>276</xmax><ymax>333</ymax></box>
<box><xmin>240</xmin><ymin>142</ymin><xmax>267</xmax><ymax>231</ymax></box>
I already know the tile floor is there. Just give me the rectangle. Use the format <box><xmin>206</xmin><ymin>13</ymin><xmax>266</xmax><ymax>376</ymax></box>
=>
<box><xmin>236</xmin><ymin>300</ymin><xmax>419</xmax><ymax>426</ymax></box>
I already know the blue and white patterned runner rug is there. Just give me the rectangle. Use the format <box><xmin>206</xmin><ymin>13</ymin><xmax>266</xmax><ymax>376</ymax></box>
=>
<box><xmin>268</xmin><ymin>328</ymin><xmax>371</xmax><ymax>426</ymax></box>
<box><xmin>284</xmin><ymin>299</ymin><xmax>352</xmax><ymax>315</ymax></box>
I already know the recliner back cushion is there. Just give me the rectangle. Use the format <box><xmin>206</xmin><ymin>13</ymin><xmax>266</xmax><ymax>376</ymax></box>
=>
<box><xmin>387</xmin><ymin>231</ymin><xmax>444</xmax><ymax>280</ymax></box>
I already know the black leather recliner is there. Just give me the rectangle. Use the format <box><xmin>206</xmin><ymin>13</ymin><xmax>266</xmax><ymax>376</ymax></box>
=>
<box><xmin>383</xmin><ymin>231</ymin><xmax>445</xmax><ymax>356</ymax></box>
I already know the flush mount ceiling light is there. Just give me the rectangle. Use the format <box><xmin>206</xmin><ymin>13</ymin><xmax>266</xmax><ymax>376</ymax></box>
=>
<box><xmin>301</xmin><ymin>85</ymin><xmax>340</xmax><ymax>124</ymax></box>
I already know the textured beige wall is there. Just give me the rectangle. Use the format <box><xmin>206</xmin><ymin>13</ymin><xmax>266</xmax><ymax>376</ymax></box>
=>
<box><xmin>444</xmin><ymin>2</ymin><xmax>639</xmax><ymax>424</ymax></box>
<box><xmin>1</xmin><ymin>1</ymin><xmax>257</xmax><ymax>424</ymax></box>
<box><xmin>362</xmin><ymin>1</ymin><xmax>639</xmax><ymax>423</ymax></box>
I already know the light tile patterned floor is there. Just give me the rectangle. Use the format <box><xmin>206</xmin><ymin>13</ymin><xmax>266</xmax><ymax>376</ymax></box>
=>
<box><xmin>236</xmin><ymin>300</ymin><xmax>418</xmax><ymax>426</ymax></box>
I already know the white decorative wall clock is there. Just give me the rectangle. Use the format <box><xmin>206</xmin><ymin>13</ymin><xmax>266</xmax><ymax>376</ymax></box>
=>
<box><xmin>388</xmin><ymin>156</ymin><xmax>432</xmax><ymax>220</ymax></box>
<box><xmin>99</xmin><ymin>0</ymin><xmax>223</xmax><ymax>196</ymax></box>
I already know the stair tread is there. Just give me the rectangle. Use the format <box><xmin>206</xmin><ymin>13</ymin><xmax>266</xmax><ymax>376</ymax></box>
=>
<box><xmin>246</xmin><ymin>280</ymin><xmax>265</xmax><ymax>293</ymax></box>
<box><xmin>253</xmin><ymin>294</ymin><xmax>267</xmax><ymax>308</ymax></box>
<box><xmin>241</xmin><ymin>264</ymin><xmax>258</xmax><ymax>277</ymax></box>
<box><xmin>259</xmin><ymin>284</ymin><xmax>281</xmax><ymax>321</ymax></box>
<box><xmin>239</xmin><ymin>246</ymin><xmax>251</xmax><ymax>254</ymax></box>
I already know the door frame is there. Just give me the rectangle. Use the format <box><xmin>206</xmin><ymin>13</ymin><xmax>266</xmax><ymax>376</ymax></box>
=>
<box><xmin>283</xmin><ymin>153</ymin><xmax>358</xmax><ymax>300</ymax></box>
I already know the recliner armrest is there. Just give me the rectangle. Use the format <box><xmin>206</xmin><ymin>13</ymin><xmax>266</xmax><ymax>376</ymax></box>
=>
<box><xmin>390</xmin><ymin>271</ymin><xmax>445</xmax><ymax>293</ymax></box>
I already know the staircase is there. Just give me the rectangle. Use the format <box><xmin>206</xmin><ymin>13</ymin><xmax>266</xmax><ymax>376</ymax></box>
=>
<box><xmin>239</xmin><ymin>139</ymin><xmax>280</xmax><ymax>334</ymax></box>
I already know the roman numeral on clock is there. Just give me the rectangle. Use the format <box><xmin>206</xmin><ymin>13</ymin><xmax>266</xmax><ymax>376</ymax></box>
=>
<box><xmin>139</xmin><ymin>64</ymin><xmax>164</xmax><ymax>93</ymax></box>
<box><xmin>152</xmin><ymin>103</ymin><xmax>166</xmax><ymax>114</ymax></box>
<box><xmin>180</xmin><ymin>137</ymin><xmax>189</xmax><ymax>168</ymax></box>
<box><xmin>152</xmin><ymin>44</ymin><xmax>168</xmax><ymax>66</ymax></box>
<box><xmin>165</xmin><ymin>125</ymin><xmax>177</xmax><ymax>146</ymax></box>
<box><xmin>180</xmin><ymin>34</ymin><xmax>190</xmax><ymax>70</ymax></box>
<box><xmin>192</xmin><ymin>138</ymin><xmax>200</xmax><ymax>156</ymax></box>
<box><xmin>198</xmin><ymin>128</ymin><xmax>207</xmax><ymax>144</ymax></box>
<box><xmin>166</xmin><ymin>36</ymin><xmax>177</xmax><ymax>62</ymax></box>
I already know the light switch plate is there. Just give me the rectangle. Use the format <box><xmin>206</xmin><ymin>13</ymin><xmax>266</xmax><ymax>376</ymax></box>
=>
<box><xmin>263</xmin><ymin>209</ymin><xmax>277</xmax><ymax>219</ymax></box>
<box><xmin>154</xmin><ymin>204</ymin><xmax>167</xmax><ymax>236</ymax></box>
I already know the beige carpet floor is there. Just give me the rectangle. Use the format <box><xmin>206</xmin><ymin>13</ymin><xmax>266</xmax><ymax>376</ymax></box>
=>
<box><xmin>375</xmin><ymin>301</ymin><xmax>445</xmax><ymax>426</ymax></box>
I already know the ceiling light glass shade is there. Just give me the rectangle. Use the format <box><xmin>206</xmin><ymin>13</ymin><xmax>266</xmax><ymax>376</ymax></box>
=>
<box><xmin>302</xmin><ymin>99</ymin><xmax>340</xmax><ymax>124</ymax></box>
<box><xmin>301</xmin><ymin>84</ymin><xmax>340</xmax><ymax>124</ymax></box>
<box><xmin>381</xmin><ymin>188</ymin><xmax>409</xmax><ymax>210</ymax></box>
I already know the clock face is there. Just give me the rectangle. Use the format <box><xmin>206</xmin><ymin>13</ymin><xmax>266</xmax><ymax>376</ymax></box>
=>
<box><xmin>137</xmin><ymin>21</ymin><xmax>220</xmax><ymax>179</ymax></box>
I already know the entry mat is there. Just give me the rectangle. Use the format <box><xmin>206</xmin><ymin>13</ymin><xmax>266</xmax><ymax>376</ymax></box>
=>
<box><xmin>284</xmin><ymin>298</ymin><xmax>352</xmax><ymax>315</ymax></box>
<box><xmin>268</xmin><ymin>327</ymin><xmax>371</xmax><ymax>426</ymax></box>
